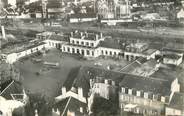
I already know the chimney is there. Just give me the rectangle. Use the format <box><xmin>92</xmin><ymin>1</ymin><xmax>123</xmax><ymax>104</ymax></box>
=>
<box><xmin>71</xmin><ymin>32</ymin><xmax>73</xmax><ymax>37</ymax></box>
<box><xmin>85</xmin><ymin>31</ymin><xmax>88</xmax><ymax>37</ymax></box>
<box><xmin>122</xmin><ymin>87</ymin><xmax>126</xmax><ymax>93</ymax></box>
<box><xmin>100</xmin><ymin>33</ymin><xmax>103</xmax><ymax>38</ymax></box>
<box><xmin>96</xmin><ymin>34</ymin><xmax>99</xmax><ymax>40</ymax></box>
<box><xmin>80</xmin><ymin>107</ymin><xmax>83</xmax><ymax>113</ymax></box>
<box><xmin>62</xmin><ymin>87</ymin><xmax>66</xmax><ymax>95</ymax></box>
<box><xmin>128</xmin><ymin>88</ymin><xmax>132</xmax><ymax>95</ymax></box>
<box><xmin>80</xmin><ymin>32</ymin><xmax>83</xmax><ymax>37</ymax></box>
<box><xmin>104</xmin><ymin>79</ymin><xmax>108</xmax><ymax>84</ymax></box>
<box><xmin>112</xmin><ymin>81</ymin><xmax>116</xmax><ymax>86</ymax></box>
<box><xmin>56</xmin><ymin>109</ymin><xmax>60</xmax><ymax>115</ymax></box>
<box><xmin>1</xmin><ymin>26</ymin><xmax>6</xmax><ymax>39</ymax></box>
<box><xmin>78</xmin><ymin>87</ymin><xmax>83</xmax><ymax>98</ymax></box>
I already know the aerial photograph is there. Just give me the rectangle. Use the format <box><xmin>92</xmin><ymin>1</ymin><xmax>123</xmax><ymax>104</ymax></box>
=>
<box><xmin>0</xmin><ymin>0</ymin><xmax>184</xmax><ymax>116</ymax></box>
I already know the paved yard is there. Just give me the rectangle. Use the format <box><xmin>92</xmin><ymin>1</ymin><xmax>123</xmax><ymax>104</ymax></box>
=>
<box><xmin>14</xmin><ymin>49</ymin><xmax>129</xmax><ymax>98</ymax></box>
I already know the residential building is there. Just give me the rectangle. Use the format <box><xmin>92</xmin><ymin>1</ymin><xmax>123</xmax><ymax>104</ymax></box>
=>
<box><xmin>53</xmin><ymin>67</ymin><xmax>89</xmax><ymax>116</ymax></box>
<box><xmin>177</xmin><ymin>8</ymin><xmax>184</xmax><ymax>24</ymax></box>
<box><xmin>124</xmin><ymin>42</ymin><xmax>160</xmax><ymax>61</ymax></box>
<box><xmin>166</xmin><ymin>92</ymin><xmax>184</xmax><ymax>116</ymax></box>
<box><xmin>0</xmin><ymin>79</ymin><xmax>28</xmax><ymax>116</ymax></box>
<box><xmin>89</xmin><ymin>78</ymin><xmax>117</xmax><ymax>100</ymax></box>
<box><xmin>119</xmin><ymin>75</ymin><xmax>181</xmax><ymax>115</ymax></box>
<box><xmin>162</xmin><ymin>49</ymin><xmax>183</xmax><ymax>66</ymax></box>
<box><xmin>7</xmin><ymin>0</ymin><xmax>16</xmax><ymax>6</ymax></box>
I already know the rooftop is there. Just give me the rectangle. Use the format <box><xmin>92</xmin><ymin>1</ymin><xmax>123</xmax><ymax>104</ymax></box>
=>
<box><xmin>143</xmin><ymin>49</ymin><xmax>157</xmax><ymax>55</ymax></box>
<box><xmin>0</xmin><ymin>80</ymin><xmax>23</xmax><ymax>100</ymax></box>
<box><xmin>71</xmin><ymin>30</ymin><xmax>102</xmax><ymax>41</ymax></box>
<box><xmin>129</xmin><ymin>43</ymin><xmax>148</xmax><ymax>49</ymax></box>
<box><xmin>164</xmin><ymin>54</ymin><xmax>182</xmax><ymax>60</ymax></box>
<box><xmin>80</xmin><ymin>66</ymin><xmax>173</xmax><ymax>96</ymax></box>
<box><xmin>99</xmin><ymin>38</ymin><xmax>121</xmax><ymax>49</ymax></box>
<box><xmin>54</xmin><ymin>97</ymin><xmax>87</xmax><ymax>116</ymax></box>
<box><xmin>168</xmin><ymin>92</ymin><xmax>184</xmax><ymax>110</ymax></box>
<box><xmin>49</xmin><ymin>34</ymin><xmax>69</xmax><ymax>42</ymax></box>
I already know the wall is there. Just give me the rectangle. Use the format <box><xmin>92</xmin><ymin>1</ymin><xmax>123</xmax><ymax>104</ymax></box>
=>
<box><xmin>165</xmin><ymin>107</ymin><xmax>182</xmax><ymax>116</ymax></box>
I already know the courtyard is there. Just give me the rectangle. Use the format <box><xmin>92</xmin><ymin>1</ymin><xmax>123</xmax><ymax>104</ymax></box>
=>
<box><xmin>14</xmin><ymin>49</ymin><xmax>129</xmax><ymax>98</ymax></box>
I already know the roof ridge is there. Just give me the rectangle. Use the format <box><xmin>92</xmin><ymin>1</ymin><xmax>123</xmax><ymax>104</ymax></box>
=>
<box><xmin>0</xmin><ymin>80</ymin><xmax>14</xmax><ymax>96</ymax></box>
<box><xmin>61</xmin><ymin>96</ymin><xmax>72</xmax><ymax>116</ymax></box>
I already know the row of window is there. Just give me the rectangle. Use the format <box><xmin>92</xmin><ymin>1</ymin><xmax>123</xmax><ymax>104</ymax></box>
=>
<box><xmin>101</xmin><ymin>50</ymin><xmax>117</xmax><ymax>56</ymax></box>
<box><xmin>63</xmin><ymin>47</ymin><xmax>94</xmax><ymax>56</ymax></box>
<box><xmin>71</xmin><ymin>40</ymin><xmax>95</xmax><ymax>47</ymax></box>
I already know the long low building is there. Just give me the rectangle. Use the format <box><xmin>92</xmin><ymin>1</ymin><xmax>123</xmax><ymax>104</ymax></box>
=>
<box><xmin>2</xmin><ymin>30</ymin><xmax>164</xmax><ymax>64</ymax></box>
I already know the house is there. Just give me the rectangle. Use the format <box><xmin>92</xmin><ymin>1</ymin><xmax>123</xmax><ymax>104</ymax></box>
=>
<box><xmin>119</xmin><ymin>76</ymin><xmax>180</xmax><ymax>115</ymax></box>
<box><xmin>79</xmin><ymin>66</ymin><xmax>180</xmax><ymax>116</ymax></box>
<box><xmin>89</xmin><ymin>78</ymin><xmax>117</xmax><ymax>100</ymax></box>
<box><xmin>69</xmin><ymin>13</ymin><xmax>97</xmax><ymax>23</ymax></box>
<box><xmin>177</xmin><ymin>8</ymin><xmax>184</xmax><ymax>24</ymax></box>
<box><xmin>163</xmin><ymin>53</ymin><xmax>183</xmax><ymax>66</ymax></box>
<box><xmin>0</xmin><ymin>80</ymin><xmax>28</xmax><ymax>116</ymax></box>
<box><xmin>141</xmin><ymin>13</ymin><xmax>161</xmax><ymax>21</ymax></box>
<box><xmin>124</xmin><ymin>42</ymin><xmax>159</xmax><ymax>61</ymax></box>
<box><xmin>165</xmin><ymin>92</ymin><xmax>184</xmax><ymax>116</ymax></box>
<box><xmin>53</xmin><ymin>67</ymin><xmax>89</xmax><ymax>116</ymax></box>
<box><xmin>177</xmin><ymin>8</ymin><xmax>184</xmax><ymax>19</ymax></box>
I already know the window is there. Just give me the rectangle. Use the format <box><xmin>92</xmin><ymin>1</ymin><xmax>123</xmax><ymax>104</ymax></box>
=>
<box><xmin>90</xmin><ymin>43</ymin><xmax>94</xmax><ymax>47</ymax></box>
<box><xmin>63</xmin><ymin>47</ymin><xmax>65</xmax><ymax>51</ymax></box>
<box><xmin>105</xmin><ymin>51</ymin><xmax>108</xmax><ymax>55</ymax></box>
<box><xmin>67</xmin><ymin>47</ymin><xmax>70</xmax><ymax>52</ymax></box>
<box><xmin>72</xmin><ymin>48</ymin><xmax>75</xmax><ymax>53</ymax></box>
<box><xmin>81</xmin><ymin>41</ymin><xmax>84</xmax><ymax>45</ymax></box>
<box><xmin>87</xmin><ymin>50</ymin><xmax>90</xmax><ymax>55</ymax></box>
<box><xmin>76</xmin><ymin>41</ymin><xmax>79</xmax><ymax>44</ymax></box>
<box><xmin>110</xmin><ymin>51</ymin><xmax>112</xmax><ymax>55</ymax></box>
<box><xmin>114</xmin><ymin>52</ymin><xmax>116</xmax><ymax>56</ymax></box>
<box><xmin>92</xmin><ymin>51</ymin><xmax>94</xmax><ymax>56</ymax></box>
<box><xmin>86</xmin><ymin>42</ymin><xmax>89</xmax><ymax>46</ymax></box>
<box><xmin>101</xmin><ymin>50</ymin><xmax>104</xmax><ymax>55</ymax></box>
<box><xmin>72</xmin><ymin>40</ymin><xmax>75</xmax><ymax>44</ymax></box>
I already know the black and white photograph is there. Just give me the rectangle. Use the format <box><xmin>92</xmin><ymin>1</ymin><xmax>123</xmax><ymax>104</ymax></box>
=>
<box><xmin>0</xmin><ymin>0</ymin><xmax>184</xmax><ymax>116</ymax></box>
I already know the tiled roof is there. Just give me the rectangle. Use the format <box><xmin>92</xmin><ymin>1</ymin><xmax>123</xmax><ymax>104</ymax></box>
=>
<box><xmin>0</xmin><ymin>80</ymin><xmax>23</xmax><ymax>100</ymax></box>
<box><xmin>168</xmin><ymin>92</ymin><xmax>184</xmax><ymax>110</ymax></box>
<box><xmin>99</xmin><ymin>38</ymin><xmax>122</xmax><ymax>49</ymax></box>
<box><xmin>143</xmin><ymin>49</ymin><xmax>157</xmax><ymax>55</ymax></box>
<box><xmin>50</xmin><ymin>34</ymin><xmax>69</xmax><ymax>42</ymax></box>
<box><xmin>80</xmin><ymin>66</ymin><xmax>172</xmax><ymax>96</ymax></box>
<box><xmin>54</xmin><ymin>97</ymin><xmax>87</xmax><ymax>116</ymax></box>
<box><xmin>164</xmin><ymin>54</ymin><xmax>181</xmax><ymax>60</ymax></box>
